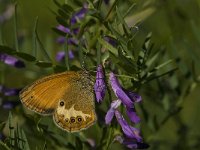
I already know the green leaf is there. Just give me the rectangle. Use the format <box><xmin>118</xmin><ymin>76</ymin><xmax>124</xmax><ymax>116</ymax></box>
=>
<box><xmin>16</xmin><ymin>52</ymin><xmax>36</xmax><ymax>61</ymax></box>
<box><xmin>0</xmin><ymin>45</ymin><xmax>16</xmax><ymax>55</ymax></box>
<box><xmin>52</xmin><ymin>27</ymin><xmax>67</xmax><ymax>37</ymax></box>
<box><xmin>53</xmin><ymin>0</ymin><xmax>61</xmax><ymax>7</ymax></box>
<box><xmin>116</xmin><ymin>6</ymin><xmax>130</xmax><ymax>35</ymax></box>
<box><xmin>123</xmin><ymin>2</ymin><xmax>136</xmax><ymax>18</ymax></box>
<box><xmin>118</xmin><ymin>49</ymin><xmax>137</xmax><ymax>74</ymax></box>
<box><xmin>61</xmin><ymin>4</ymin><xmax>74</xmax><ymax>14</ymax></box>
<box><xmin>35</xmin><ymin>61</ymin><xmax>53</xmax><ymax>68</ymax></box>
<box><xmin>8</xmin><ymin>112</ymin><xmax>15</xmax><ymax>148</ymax></box>
<box><xmin>21</xmin><ymin>130</ymin><xmax>30</xmax><ymax>150</ymax></box>
<box><xmin>107</xmin><ymin>23</ymin><xmax>127</xmax><ymax>45</ymax></box>
<box><xmin>0</xmin><ymin>122</ymin><xmax>6</xmax><ymax>131</ymax></box>
<box><xmin>98</xmin><ymin>38</ymin><xmax>118</xmax><ymax>56</ymax></box>
<box><xmin>0</xmin><ymin>141</ymin><xmax>10</xmax><ymax>150</ymax></box>
<box><xmin>58</xmin><ymin>9</ymin><xmax>70</xmax><ymax>19</ymax></box>
<box><xmin>75</xmin><ymin>137</ymin><xmax>83</xmax><ymax>150</ymax></box>
<box><xmin>144</xmin><ymin>67</ymin><xmax>178</xmax><ymax>83</ymax></box>
<box><xmin>56</xmin><ymin>16</ymin><xmax>69</xmax><ymax>27</ymax></box>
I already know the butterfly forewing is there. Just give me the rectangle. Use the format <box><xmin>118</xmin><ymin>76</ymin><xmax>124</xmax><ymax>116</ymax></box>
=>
<box><xmin>19</xmin><ymin>71</ymin><xmax>80</xmax><ymax>115</ymax></box>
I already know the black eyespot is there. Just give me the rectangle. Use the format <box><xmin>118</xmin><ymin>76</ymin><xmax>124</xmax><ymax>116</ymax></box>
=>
<box><xmin>65</xmin><ymin>118</ymin><xmax>69</xmax><ymax>122</ymax></box>
<box><xmin>77</xmin><ymin>117</ymin><xmax>82</xmax><ymax>122</ymax></box>
<box><xmin>60</xmin><ymin>101</ymin><xmax>64</xmax><ymax>106</ymax></box>
<box><xmin>70</xmin><ymin>117</ymin><xmax>76</xmax><ymax>123</ymax></box>
<box><xmin>30</xmin><ymin>96</ymin><xmax>33</xmax><ymax>99</ymax></box>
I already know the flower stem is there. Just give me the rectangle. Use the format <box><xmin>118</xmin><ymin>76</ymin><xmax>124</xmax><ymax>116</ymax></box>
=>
<box><xmin>104</xmin><ymin>0</ymin><xmax>119</xmax><ymax>22</ymax></box>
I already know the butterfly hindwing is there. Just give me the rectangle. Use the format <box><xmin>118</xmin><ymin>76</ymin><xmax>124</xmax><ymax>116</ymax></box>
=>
<box><xmin>53</xmin><ymin>71</ymin><xmax>97</xmax><ymax>132</ymax></box>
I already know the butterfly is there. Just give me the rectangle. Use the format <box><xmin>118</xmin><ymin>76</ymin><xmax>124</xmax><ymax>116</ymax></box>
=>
<box><xmin>19</xmin><ymin>70</ymin><xmax>97</xmax><ymax>132</ymax></box>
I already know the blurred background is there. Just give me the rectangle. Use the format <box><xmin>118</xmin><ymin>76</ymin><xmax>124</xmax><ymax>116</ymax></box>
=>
<box><xmin>0</xmin><ymin>0</ymin><xmax>200</xmax><ymax>149</ymax></box>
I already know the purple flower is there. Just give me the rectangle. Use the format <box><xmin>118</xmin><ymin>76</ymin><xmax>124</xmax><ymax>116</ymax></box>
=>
<box><xmin>56</xmin><ymin>25</ymin><xmax>71</xmax><ymax>34</ymax></box>
<box><xmin>0</xmin><ymin>53</ymin><xmax>25</xmax><ymax>68</ymax></box>
<box><xmin>0</xmin><ymin>5</ymin><xmax>14</xmax><ymax>24</ymax></box>
<box><xmin>0</xmin><ymin>133</ymin><xmax>6</xmax><ymax>141</ymax></box>
<box><xmin>115</xmin><ymin>110</ymin><xmax>142</xmax><ymax>142</ymax></box>
<box><xmin>0</xmin><ymin>85</ymin><xmax>21</xmax><ymax>96</ymax></box>
<box><xmin>105</xmin><ymin>71</ymin><xmax>147</xmax><ymax>148</ymax></box>
<box><xmin>56</xmin><ymin>37</ymin><xmax>78</xmax><ymax>45</ymax></box>
<box><xmin>105</xmin><ymin>100</ymin><xmax>121</xmax><ymax>124</ymax></box>
<box><xmin>114</xmin><ymin>136</ymin><xmax>149</xmax><ymax>149</ymax></box>
<box><xmin>2</xmin><ymin>101</ymin><xmax>20</xmax><ymax>109</ymax></box>
<box><xmin>104</xmin><ymin>36</ymin><xmax>118</xmax><ymax>47</ymax></box>
<box><xmin>94</xmin><ymin>65</ymin><xmax>106</xmax><ymax>103</ymax></box>
<box><xmin>109</xmin><ymin>72</ymin><xmax>133</xmax><ymax>107</ymax></box>
<box><xmin>126</xmin><ymin>107</ymin><xmax>140</xmax><ymax>124</ymax></box>
<box><xmin>56</xmin><ymin>50</ymin><xmax>74</xmax><ymax>62</ymax></box>
<box><xmin>70</xmin><ymin>5</ymin><xmax>88</xmax><ymax>25</ymax></box>
<box><xmin>109</xmin><ymin>72</ymin><xmax>142</xmax><ymax>108</ymax></box>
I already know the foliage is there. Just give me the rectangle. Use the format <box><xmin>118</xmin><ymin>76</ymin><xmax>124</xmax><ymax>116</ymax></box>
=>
<box><xmin>0</xmin><ymin>0</ymin><xmax>200</xmax><ymax>150</ymax></box>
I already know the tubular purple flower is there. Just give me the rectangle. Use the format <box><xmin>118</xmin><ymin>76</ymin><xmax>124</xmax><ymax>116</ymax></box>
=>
<box><xmin>0</xmin><ymin>85</ymin><xmax>21</xmax><ymax>96</ymax></box>
<box><xmin>109</xmin><ymin>72</ymin><xmax>133</xmax><ymax>107</ymax></box>
<box><xmin>105</xmin><ymin>100</ymin><xmax>121</xmax><ymax>124</ymax></box>
<box><xmin>70</xmin><ymin>6</ymin><xmax>88</xmax><ymax>25</ymax></box>
<box><xmin>94</xmin><ymin>65</ymin><xmax>106</xmax><ymax>103</ymax></box>
<box><xmin>115</xmin><ymin>110</ymin><xmax>142</xmax><ymax>142</ymax></box>
<box><xmin>124</xmin><ymin>90</ymin><xmax>142</xmax><ymax>103</ymax></box>
<box><xmin>104</xmin><ymin>36</ymin><xmax>118</xmax><ymax>47</ymax></box>
<box><xmin>2</xmin><ymin>101</ymin><xmax>20</xmax><ymax>109</ymax></box>
<box><xmin>0</xmin><ymin>53</ymin><xmax>25</xmax><ymax>68</ymax></box>
<box><xmin>56</xmin><ymin>37</ymin><xmax>78</xmax><ymax>45</ymax></box>
<box><xmin>114</xmin><ymin>136</ymin><xmax>149</xmax><ymax>149</ymax></box>
<box><xmin>109</xmin><ymin>72</ymin><xmax>142</xmax><ymax>107</ymax></box>
<box><xmin>56</xmin><ymin>50</ymin><xmax>74</xmax><ymax>62</ymax></box>
<box><xmin>56</xmin><ymin>25</ymin><xmax>71</xmax><ymax>34</ymax></box>
<box><xmin>126</xmin><ymin>107</ymin><xmax>140</xmax><ymax>124</ymax></box>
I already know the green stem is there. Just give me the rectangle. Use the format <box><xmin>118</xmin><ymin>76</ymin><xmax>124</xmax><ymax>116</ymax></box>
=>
<box><xmin>97</xmin><ymin>42</ymin><xmax>101</xmax><ymax>65</ymax></box>
<box><xmin>0</xmin><ymin>25</ymin><xmax>2</xmax><ymax>44</ymax></box>
<box><xmin>97</xmin><ymin>0</ymin><xmax>103</xmax><ymax>10</ymax></box>
<box><xmin>104</xmin><ymin>0</ymin><xmax>118</xmax><ymax>22</ymax></box>
<box><xmin>64</xmin><ymin>37</ymin><xmax>70</xmax><ymax>71</ymax></box>
<box><xmin>105</xmin><ymin>126</ymin><xmax>114</xmax><ymax>150</ymax></box>
<box><xmin>32</xmin><ymin>17</ymin><xmax>38</xmax><ymax>57</ymax></box>
<box><xmin>13</xmin><ymin>2</ymin><xmax>19</xmax><ymax>51</ymax></box>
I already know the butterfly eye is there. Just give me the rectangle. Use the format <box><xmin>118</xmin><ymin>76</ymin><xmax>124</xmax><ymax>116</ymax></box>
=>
<box><xmin>70</xmin><ymin>117</ymin><xmax>76</xmax><ymax>123</ymax></box>
<box><xmin>77</xmin><ymin>116</ymin><xmax>82</xmax><ymax>122</ymax></box>
<box><xmin>60</xmin><ymin>101</ymin><xmax>64</xmax><ymax>106</ymax></box>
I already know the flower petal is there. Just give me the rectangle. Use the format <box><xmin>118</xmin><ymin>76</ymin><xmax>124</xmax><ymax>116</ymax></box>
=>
<box><xmin>94</xmin><ymin>65</ymin><xmax>106</xmax><ymax>103</ymax></box>
<box><xmin>105</xmin><ymin>108</ymin><xmax>115</xmax><ymax>124</ymax></box>
<box><xmin>0</xmin><ymin>53</ymin><xmax>25</xmax><ymax>68</ymax></box>
<box><xmin>114</xmin><ymin>136</ymin><xmax>149</xmax><ymax>149</ymax></box>
<box><xmin>115</xmin><ymin>110</ymin><xmax>142</xmax><ymax>142</ymax></box>
<box><xmin>109</xmin><ymin>72</ymin><xmax>133</xmax><ymax>108</ymax></box>
<box><xmin>116</xmin><ymin>89</ymin><xmax>133</xmax><ymax>107</ymax></box>
<box><xmin>105</xmin><ymin>100</ymin><xmax>121</xmax><ymax>124</ymax></box>
<box><xmin>56</xmin><ymin>25</ymin><xmax>71</xmax><ymax>34</ymax></box>
<box><xmin>70</xmin><ymin>6</ymin><xmax>88</xmax><ymax>25</ymax></box>
<box><xmin>125</xmin><ymin>90</ymin><xmax>142</xmax><ymax>103</ymax></box>
<box><xmin>126</xmin><ymin>107</ymin><xmax>140</xmax><ymax>124</ymax></box>
<box><xmin>56</xmin><ymin>50</ymin><xmax>74</xmax><ymax>62</ymax></box>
